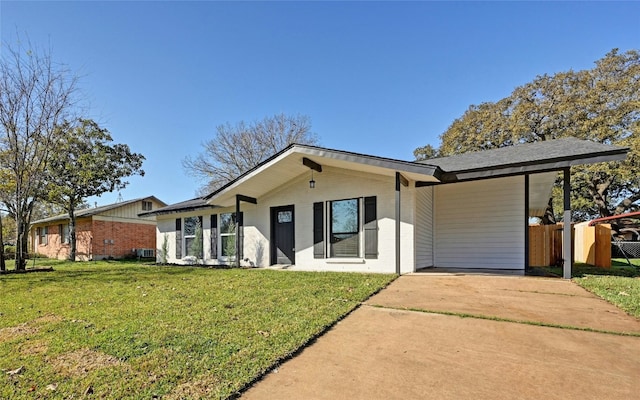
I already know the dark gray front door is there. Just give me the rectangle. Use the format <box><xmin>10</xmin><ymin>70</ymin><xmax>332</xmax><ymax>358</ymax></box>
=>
<box><xmin>271</xmin><ymin>205</ymin><xmax>295</xmax><ymax>265</ymax></box>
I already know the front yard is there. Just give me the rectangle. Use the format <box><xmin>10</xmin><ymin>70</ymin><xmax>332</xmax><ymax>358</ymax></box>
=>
<box><xmin>0</xmin><ymin>261</ymin><xmax>395</xmax><ymax>399</ymax></box>
<box><xmin>574</xmin><ymin>260</ymin><xmax>640</xmax><ymax>318</ymax></box>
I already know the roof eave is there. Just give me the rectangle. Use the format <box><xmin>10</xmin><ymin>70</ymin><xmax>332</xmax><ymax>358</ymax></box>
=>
<box><xmin>451</xmin><ymin>151</ymin><xmax>628</xmax><ymax>182</ymax></box>
<box><xmin>205</xmin><ymin>144</ymin><xmax>443</xmax><ymax>205</ymax></box>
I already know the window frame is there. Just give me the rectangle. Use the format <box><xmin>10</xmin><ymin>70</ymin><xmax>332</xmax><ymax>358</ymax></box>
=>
<box><xmin>329</xmin><ymin>198</ymin><xmax>361</xmax><ymax>258</ymax></box>
<box><xmin>142</xmin><ymin>200</ymin><xmax>153</xmax><ymax>211</ymax></box>
<box><xmin>59</xmin><ymin>224</ymin><xmax>70</xmax><ymax>244</ymax></box>
<box><xmin>183</xmin><ymin>216</ymin><xmax>201</xmax><ymax>258</ymax></box>
<box><xmin>219</xmin><ymin>212</ymin><xmax>237</xmax><ymax>259</ymax></box>
<box><xmin>38</xmin><ymin>226</ymin><xmax>48</xmax><ymax>246</ymax></box>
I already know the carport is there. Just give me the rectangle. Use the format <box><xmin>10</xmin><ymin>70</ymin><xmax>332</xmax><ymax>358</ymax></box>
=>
<box><xmin>421</xmin><ymin>138</ymin><xmax>628</xmax><ymax>278</ymax></box>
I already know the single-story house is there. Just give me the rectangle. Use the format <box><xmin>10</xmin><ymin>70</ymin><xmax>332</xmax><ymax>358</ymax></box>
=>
<box><xmin>146</xmin><ymin>138</ymin><xmax>627</xmax><ymax>277</ymax></box>
<box><xmin>30</xmin><ymin>196</ymin><xmax>167</xmax><ymax>260</ymax></box>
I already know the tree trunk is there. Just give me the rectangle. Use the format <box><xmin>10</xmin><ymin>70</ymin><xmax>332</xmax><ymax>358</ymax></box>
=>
<box><xmin>68</xmin><ymin>209</ymin><xmax>77</xmax><ymax>261</ymax></box>
<box><xmin>614</xmin><ymin>193</ymin><xmax>640</xmax><ymax>215</ymax></box>
<box><xmin>15</xmin><ymin>220</ymin><xmax>28</xmax><ymax>270</ymax></box>
<box><xmin>0</xmin><ymin>216</ymin><xmax>5</xmax><ymax>272</ymax></box>
<box><xmin>540</xmin><ymin>198</ymin><xmax>557</xmax><ymax>225</ymax></box>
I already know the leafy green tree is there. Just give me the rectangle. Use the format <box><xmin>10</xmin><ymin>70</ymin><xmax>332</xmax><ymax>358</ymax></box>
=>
<box><xmin>413</xmin><ymin>144</ymin><xmax>440</xmax><ymax>161</ymax></box>
<box><xmin>0</xmin><ymin>38</ymin><xmax>78</xmax><ymax>270</ymax></box>
<box><xmin>47</xmin><ymin>119</ymin><xmax>145</xmax><ymax>261</ymax></box>
<box><xmin>423</xmin><ymin>49</ymin><xmax>640</xmax><ymax>220</ymax></box>
<box><xmin>183</xmin><ymin>113</ymin><xmax>318</xmax><ymax>193</ymax></box>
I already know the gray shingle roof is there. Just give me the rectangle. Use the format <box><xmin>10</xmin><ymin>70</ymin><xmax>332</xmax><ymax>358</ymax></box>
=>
<box><xmin>422</xmin><ymin>137</ymin><xmax>627</xmax><ymax>173</ymax></box>
<box><xmin>140</xmin><ymin>197</ymin><xmax>217</xmax><ymax>216</ymax></box>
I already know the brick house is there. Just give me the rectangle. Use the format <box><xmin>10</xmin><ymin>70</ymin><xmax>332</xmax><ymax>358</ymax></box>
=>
<box><xmin>30</xmin><ymin>196</ymin><xmax>166</xmax><ymax>261</ymax></box>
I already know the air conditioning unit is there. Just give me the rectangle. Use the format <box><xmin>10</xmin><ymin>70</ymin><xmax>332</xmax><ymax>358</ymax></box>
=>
<box><xmin>135</xmin><ymin>248</ymin><xmax>155</xmax><ymax>258</ymax></box>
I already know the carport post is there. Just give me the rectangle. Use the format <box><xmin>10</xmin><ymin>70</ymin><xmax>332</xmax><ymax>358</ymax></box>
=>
<box><xmin>395</xmin><ymin>172</ymin><xmax>408</xmax><ymax>275</ymax></box>
<box><xmin>563</xmin><ymin>168</ymin><xmax>572</xmax><ymax>279</ymax></box>
<box><xmin>395</xmin><ymin>172</ymin><xmax>401</xmax><ymax>275</ymax></box>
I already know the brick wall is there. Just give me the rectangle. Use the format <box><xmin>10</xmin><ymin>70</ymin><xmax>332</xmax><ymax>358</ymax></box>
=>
<box><xmin>32</xmin><ymin>218</ymin><xmax>155</xmax><ymax>261</ymax></box>
<box><xmin>91</xmin><ymin>219</ymin><xmax>156</xmax><ymax>259</ymax></box>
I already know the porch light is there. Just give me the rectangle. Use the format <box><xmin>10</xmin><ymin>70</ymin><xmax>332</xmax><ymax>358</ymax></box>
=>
<box><xmin>309</xmin><ymin>170</ymin><xmax>316</xmax><ymax>189</ymax></box>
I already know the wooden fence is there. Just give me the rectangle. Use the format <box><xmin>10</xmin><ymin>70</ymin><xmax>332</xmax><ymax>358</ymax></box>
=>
<box><xmin>529</xmin><ymin>224</ymin><xmax>564</xmax><ymax>267</ymax></box>
<box><xmin>529</xmin><ymin>223</ymin><xmax>611</xmax><ymax>268</ymax></box>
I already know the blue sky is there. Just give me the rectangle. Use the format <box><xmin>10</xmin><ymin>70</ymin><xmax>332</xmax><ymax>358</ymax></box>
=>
<box><xmin>1</xmin><ymin>1</ymin><xmax>638</xmax><ymax>206</ymax></box>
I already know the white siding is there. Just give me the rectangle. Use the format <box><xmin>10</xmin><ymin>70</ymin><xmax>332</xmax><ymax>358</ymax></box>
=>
<box><xmin>434</xmin><ymin>176</ymin><xmax>525</xmax><ymax>269</ymax></box>
<box><xmin>157</xmin><ymin>165</ymin><xmax>410</xmax><ymax>273</ymax></box>
<box><xmin>246</xmin><ymin>166</ymin><xmax>403</xmax><ymax>273</ymax></box>
<box><xmin>415</xmin><ymin>186</ymin><xmax>434</xmax><ymax>268</ymax></box>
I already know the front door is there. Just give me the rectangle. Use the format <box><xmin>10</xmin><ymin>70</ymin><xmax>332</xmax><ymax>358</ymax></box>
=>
<box><xmin>271</xmin><ymin>205</ymin><xmax>295</xmax><ymax>265</ymax></box>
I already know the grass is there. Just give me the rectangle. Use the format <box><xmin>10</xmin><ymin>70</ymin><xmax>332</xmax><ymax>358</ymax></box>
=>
<box><xmin>531</xmin><ymin>259</ymin><xmax>640</xmax><ymax>319</ymax></box>
<box><xmin>0</xmin><ymin>260</ymin><xmax>395</xmax><ymax>399</ymax></box>
<box><xmin>574</xmin><ymin>261</ymin><xmax>640</xmax><ymax>318</ymax></box>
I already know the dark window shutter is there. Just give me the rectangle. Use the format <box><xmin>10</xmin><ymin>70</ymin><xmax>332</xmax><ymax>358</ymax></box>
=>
<box><xmin>175</xmin><ymin>218</ymin><xmax>182</xmax><ymax>259</ymax></box>
<box><xmin>236</xmin><ymin>212</ymin><xmax>244</xmax><ymax>260</ymax></box>
<box><xmin>364</xmin><ymin>196</ymin><xmax>378</xmax><ymax>259</ymax></box>
<box><xmin>210</xmin><ymin>214</ymin><xmax>217</xmax><ymax>259</ymax></box>
<box><xmin>313</xmin><ymin>202</ymin><xmax>324</xmax><ymax>258</ymax></box>
<box><xmin>198</xmin><ymin>216</ymin><xmax>204</xmax><ymax>259</ymax></box>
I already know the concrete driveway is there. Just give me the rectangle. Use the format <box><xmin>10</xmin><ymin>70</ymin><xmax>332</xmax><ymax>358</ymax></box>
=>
<box><xmin>242</xmin><ymin>273</ymin><xmax>640</xmax><ymax>400</ymax></box>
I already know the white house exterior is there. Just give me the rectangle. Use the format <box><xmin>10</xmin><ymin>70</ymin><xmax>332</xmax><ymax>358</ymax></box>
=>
<box><xmin>149</xmin><ymin>138</ymin><xmax>628</xmax><ymax>275</ymax></box>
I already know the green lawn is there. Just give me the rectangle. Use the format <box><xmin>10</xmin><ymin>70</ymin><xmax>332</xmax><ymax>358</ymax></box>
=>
<box><xmin>0</xmin><ymin>261</ymin><xmax>395</xmax><ymax>399</ymax></box>
<box><xmin>574</xmin><ymin>259</ymin><xmax>640</xmax><ymax>319</ymax></box>
<box><xmin>530</xmin><ymin>259</ymin><xmax>640</xmax><ymax>319</ymax></box>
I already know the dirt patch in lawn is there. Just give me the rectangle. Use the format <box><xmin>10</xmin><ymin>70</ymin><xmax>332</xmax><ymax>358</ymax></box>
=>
<box><xmin>19</xmin><ymin>339</ymin><xmax>49</xmax><ymax>355</ymax></box>
<box><xmin>51</xmin><ymin>348</ymin><xmax>121</xmax><ymax>377</ymax></box>
<box><xmin>0</xmin><ymin>314</ymin><xmax>63</xmax><ymax>343</ymax></box>
<box><xmin>164</xmin><ymin>374</ymin><xmax>222</xmax><ymax>400</ymax></box>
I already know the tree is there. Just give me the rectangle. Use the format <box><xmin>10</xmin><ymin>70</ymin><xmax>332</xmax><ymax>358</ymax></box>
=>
<box><xmin>0</xmin><ymin>38</ymin><xmax>78</xmax><ymax>270</ymax></box>
<box><xmin>183</xmin><ymin>113</ymin><xmax>319</xmax><ymax>193</ymax></box>
<box><xmin>46</xmin><ymin>119</ymin><xmax>145</xmax><ymax>261</ymax></box>
<box><xmin>413</xmin><ymin>144</ymin><xmax>440</xmax><ymax>161</ymax></box>
<box><xmin>422</xmin><ymin>49</ymin><xmax>640</xmax><ymax>221</ymax></box>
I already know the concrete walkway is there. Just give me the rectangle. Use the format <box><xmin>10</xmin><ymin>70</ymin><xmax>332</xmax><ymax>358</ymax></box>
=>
<box><xmin>242</xmin><ymin>274</ymin><xmax>640</xmax><ymax>400</ymax></box>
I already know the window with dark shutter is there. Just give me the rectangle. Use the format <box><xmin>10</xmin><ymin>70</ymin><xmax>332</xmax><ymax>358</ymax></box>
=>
<box><xmin>210</xmin><ymin>214</ymin><xmax>217</xmax><ymax>259</ymax></box>
<box><xmin>364</xmin><ymin>196</ymin><xmax>378</xmax><ymax>259</ymax></box>
<box><xmin>313</xmin><ymin>202</ymin><xmax>324</xmax><ymax>258</ymax></box>
<box><xmin>175</xmin><ymin>218</ymin><xmax>182</xmax><ymax>259</ymax></box>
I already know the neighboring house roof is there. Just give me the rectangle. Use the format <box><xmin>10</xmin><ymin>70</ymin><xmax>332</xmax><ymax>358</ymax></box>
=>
<box><xmin>422</xmin><ymin>137</ymin><xmax>628</xmax><ymax>181</ymax></box>
<box><xmin>31</xmin><ymin>196</ymin><xmax>167</xmax><ymax>225</ymax></box>
<box><xmin>140</xmin><ymin>197</ymin><xmax>217</xmax><ymax>216</ymax></box>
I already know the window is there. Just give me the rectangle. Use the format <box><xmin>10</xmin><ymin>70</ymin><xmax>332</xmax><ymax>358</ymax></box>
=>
<box><xmin>315</xmin><ymin>196</ymin><xmax>377</xmax><ymax>260</ymax></box>
<box><xmin>38</xmin><ymin>226</ymin><xmax>48</xmax><ymax>246</ymax></box>
<box><xmin>330</xmin><ymin>199</ymin><xmax>360</xmax><ymax>257</ymax></box>
<box><xmin>59</xmin><ymin>224</ymin><xmax>70</xmax><ymax>244</ymax></box>
<box><xmin>220</xmin><ymin>213</ymin><xmax>237</xmax><ymax>258</ymax></box>
<box><xmin>142</xmin><ymin>201</ymin><xmax>153</xmax><ymax>211</ymax></box>
<box><xmin>183</xmin><ymin>216</ymin><xmax>201</xmax><ymax>257</ymax></box>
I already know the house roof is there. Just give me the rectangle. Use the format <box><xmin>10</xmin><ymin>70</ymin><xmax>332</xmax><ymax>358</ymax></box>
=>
<box><xmin>151</xmin><ymin>137</ymin><xmax>628</xmax><ymax>213</ymax></box>
<box><xmin>140</xmin><ymin>197</ymin><xmax>217</xmax><ymax>216</ymax></box>
<box><xmin>202</xmin><ymin>143</ymin><xmax>445</xmax><ymax>208</ymax></box>
<box><xmin>31</xmin><ymin>196</ymin><xmax>167</xmax><ymax>225</ymax></box>
<box><xmin>422</xmin><ymin>137</ymin><xmax>628</xmax><ymax>181</ymax></box>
